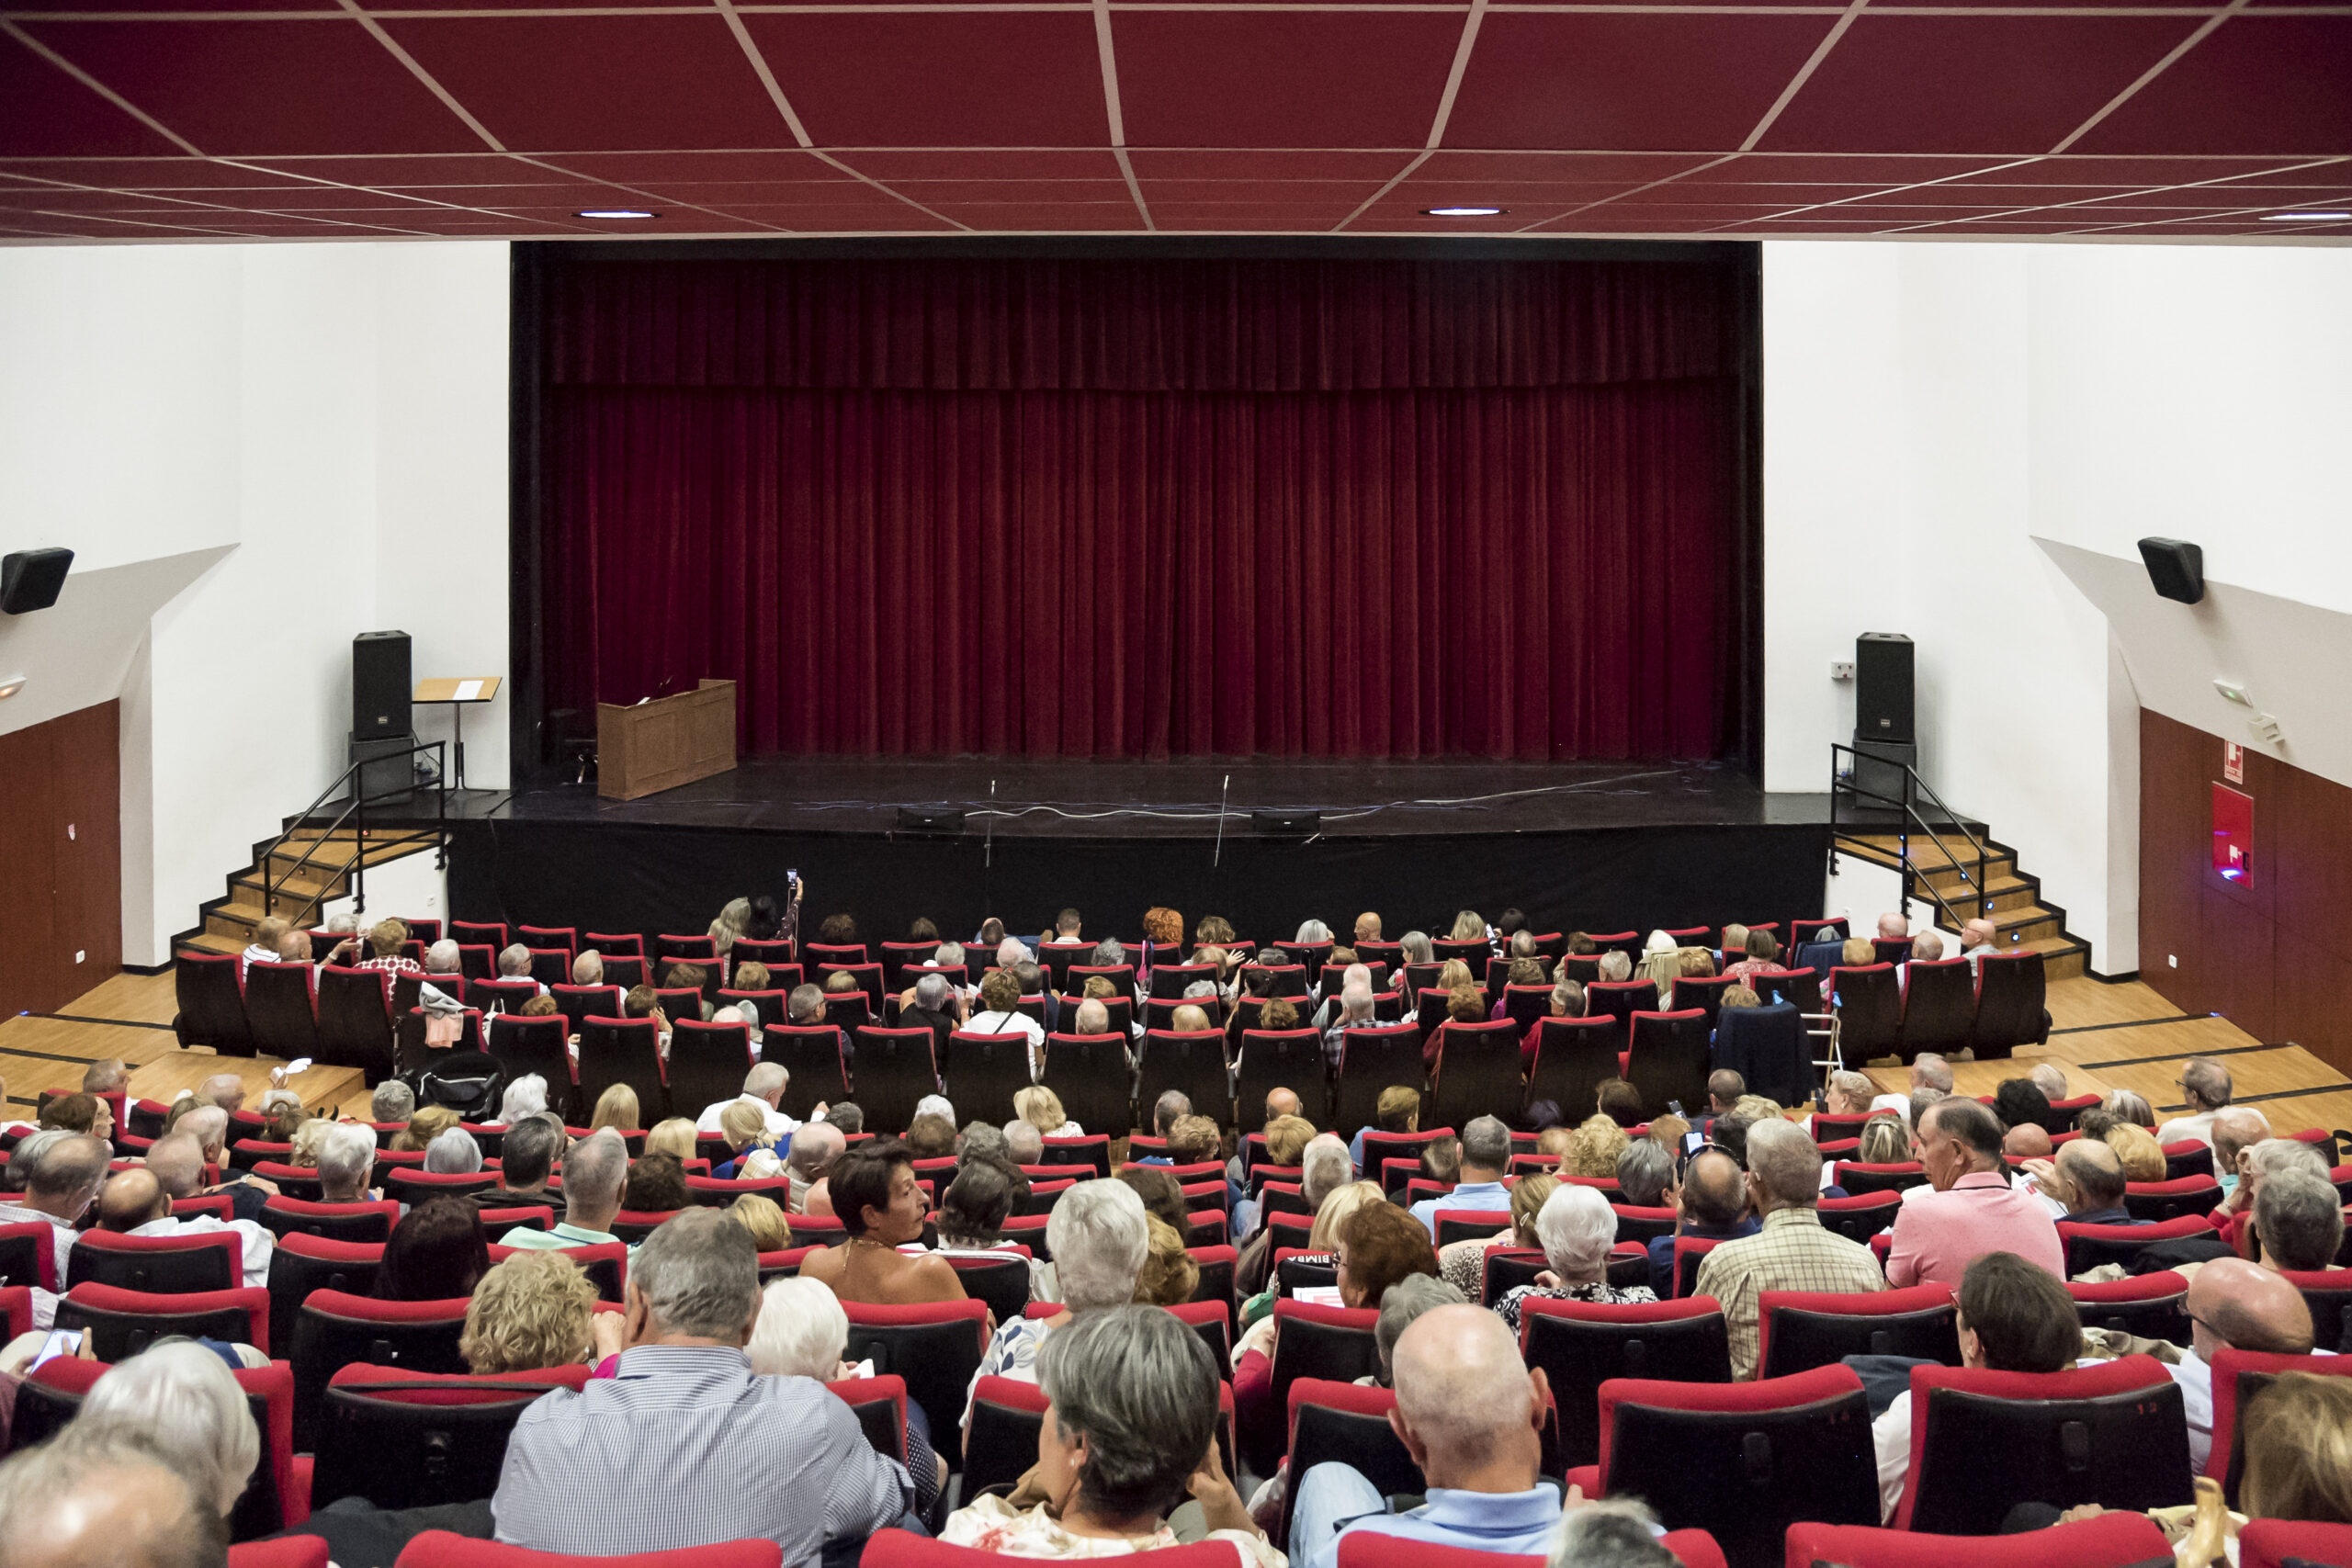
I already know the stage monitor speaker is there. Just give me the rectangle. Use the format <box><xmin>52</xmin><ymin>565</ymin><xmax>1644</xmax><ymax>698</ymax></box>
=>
<box><xmin>349</xmin><ymin>732</ymin><xmax>419</xmax><ymax>799</ymax></box>
<box><xmin>354</xmin><ymin>631</ymin><xmax>412</xmax><ymax>739</ymax></box>
<box><xmin>1855</xmin><ymin>633</ymin><xmax>1914</xmax><ymax>745</ymax></box>
<box><xmin>1251</xmin><ymin>808</ymin><xmax>1320</xmax><ymax>837</ymax></box>
<box><xmin>896</xmin><ymin>807</ymin><xmax>965</xmax><ymax>836</ymax></box>
<box><xmin>2137</xmin><ymin>537</ymin><xmax>2206</xmax><ymax>605</ymax></box>
<box><xmin>1</xmin><ymin>547</ymin><xmax>73</xmax><ymax>615</ymax></box>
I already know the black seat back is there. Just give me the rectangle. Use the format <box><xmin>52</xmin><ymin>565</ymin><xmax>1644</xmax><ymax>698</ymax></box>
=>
<box><xmin>244</xmin><ymin>962</ymin><xmax>322</xmax><ymax>1061</ymax></box>
<box><xmin>1969</xmin><ymin>951</ymin><xmax>2049</xmax><ymax>1057</ymax></box>
<box><xmin>1828</xmin><ymin>965</ymin><xmax>1903</xmax><ymax>1059</ymax></box>
<box><xmin>1137</xmin><ymin>1032</ymin><xmax>1232</xmax><ymax>1128</ymax></box>
<box><xmin>175</xmin><ymin>952</ymin><xmax>255</xmax><ymax>1055</ymax></box>
<box><xmin>1330</xmin><ymin>1025</ymin><xmax>1420</xmax><ymax>1141</ymax></box>
<box><xmin>316</xmin><ymin>967</ymin><xmax>394</xmax><ymax>1085</ymax></box>
<box><xmin>1713</xmin><ymin>1002</ymin><xmax>1811</xmax><ymax>1109</ymax></box>
<box><xmin>1277</xmin><ymin>1395</ymin><xmax>1422</xmax><ymax>1550</ymax></box>
<box><xmin>54</xmin><ymin>1296</ymin><xmax>256</xmax><ymax>1363</ymax></box>
<box><xmin>1606</xmin><ymin>1376</ymin><xmax>1878</xmax><ymax>1563</ymax></box>
<box><xmin>842</xmin><ymin>1027</ymin><xmax>926</xmax><ymax>1134</ymax></box>
<box><xmin>1624</xmin><ymin>1010</ymin><xmax>1712</xmax><ymax>1120</ymax></box>
<box><xmin>1040</xmin><ymin>1033</ymin><xmax>1131</xmax><ymax>1138</ymax></box>
<box><xmin>667</xmin><ymin>1021</ymin><xmax>753</xmax><ymax>1126</ymax></box>
<box><xmin>486</xmin><ymin>1016</ymin><xmax>573</xmax><ymax>1119</ymax></box>
<box><xmin>1236</xmin><ymin>1030</ymin><xmax>1328</xmax><ymax>1131</ymax></box>
<box><xmin>1758</xmin><ymin>1301</ymin><xmax>1960</xmax><ymax>1380</ymax></box>
<box><xmin>842</xmin><ymin>1312</ymin><xmax>986</xmax><ymax>1470</ymax></box>
<box><xmin>311</xmin><ymin>1378</ymin><xmax>555</xmax><ymax>1510</ymax></box>
<box><xmin>1907</xmin><ymin>1373</ymin><xmax>2191</xmax><ymax>1534</ymax></box>
<box><xmin>1898</xmin><ymin>960</ymin><xmax>1977</xmax><ymax>1060</ymax></box>
<box><xmin>1523</xmin><ymin>1304</ymin><xmax>1732</xmax><ymax>1469</ymax></box>
<box><xmin>575</xmin><ymin>1017</ymin><xmax>668</xmax><ymax>1121</ymax></box>
<box><xmin>940</xmin><ymin>1032</ymin><xmax>1035</xmax><ymax>1129</ymax></box>
<box><xmin>1526</xmin><ymin>1017</ymin><xmax>1624</xmax><ymax>1122</ymax></box>
<box><xmin>289</xmin><ymin>1299</ymin><xmax>469</xmax><ymax>1452</ymax></box>
<box><xmin>1429</xmin><ymin>1021</ymin><xmax>1522</xmax><ymax>1131</ymax></box>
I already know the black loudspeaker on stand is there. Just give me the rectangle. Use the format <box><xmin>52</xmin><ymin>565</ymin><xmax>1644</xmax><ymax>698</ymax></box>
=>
<box><xmin>351</xmin><ymin>631</ymin><xmax>416</xmax><ymax>798</ymax></box>
<box><xmin>1850</xmin><ymin>634</ymin><xmax>1917</xmax><ymax>807</ymax></box>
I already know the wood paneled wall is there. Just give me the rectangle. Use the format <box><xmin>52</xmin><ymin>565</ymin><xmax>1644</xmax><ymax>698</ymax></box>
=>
<box><xmin>2141</xmin><ymin>707</ymin><xmax>2352</xmax><ymax>1075</ymax></box>
<box><xmin>0</xmin><ymin>701</ymin><xmax>121</xmax><ymax>1018</ymax></box>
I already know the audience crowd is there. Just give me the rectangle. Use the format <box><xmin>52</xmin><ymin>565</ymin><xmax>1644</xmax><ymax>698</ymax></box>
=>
<box><xmin>2</xmin><ymin>901</ymin><xmax>2347</xmax><ymax>1568</ymax></box>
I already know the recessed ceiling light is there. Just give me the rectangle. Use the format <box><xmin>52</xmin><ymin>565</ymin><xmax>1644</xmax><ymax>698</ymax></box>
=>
<box><xmin>578</xmin><ymin>209</ymin><xmax>657</xmax><ymax>220</ymax></box>
<box><xmin>1423</xmin><ymin>206</ymin><xmax>1506</xmax><ymax>218</ymax></box>
<box><xmin>2259</xmin><ymin>212</ymin><xmax>2349</xmax><ymax>221</ymax></box>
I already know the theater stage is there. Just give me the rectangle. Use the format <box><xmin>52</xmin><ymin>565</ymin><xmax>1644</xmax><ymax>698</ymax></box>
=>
<box><xmin>408</xmin><ymin>757</ymin><xmax>1833</xmax><ymax>954</ymax></box>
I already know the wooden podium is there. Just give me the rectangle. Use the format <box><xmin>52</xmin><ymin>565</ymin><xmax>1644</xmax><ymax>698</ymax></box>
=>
<box><xmin>597</xmin><ymin>680</ymin><xmax>737</xmax><ymax>800</ymax></box>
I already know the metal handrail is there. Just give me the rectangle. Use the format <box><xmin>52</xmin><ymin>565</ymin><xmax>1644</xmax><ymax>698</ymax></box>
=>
<box><xmin>1828</xmin><ymin>743</ymin><xmax>1992</xmax><ymax>937</ymax></box>
<box><xmin>263</xmin><ymin>740</ymin><xmax>447</xmax><ymax>928</ymax></box>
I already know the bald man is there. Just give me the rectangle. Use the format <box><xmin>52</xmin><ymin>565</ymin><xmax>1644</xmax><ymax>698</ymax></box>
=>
<box><xmin>787</xmin><ymin>1120</ymin><xmax>847</xmax><ymax>1216</ymax></box>
<box><xmin>0</xmin><ymin>1425</ymin><xmax>228</xmax><ymax>1568</ymax></box>
<box><xmin>165</xmin><ymin>1108</ymin><xmax>277</xmax><ymax>1222</ymax></box>
<box><xmin>2023</xmin><ymin>1137</ymin><xmax>2137</xmax><ymax>1226</ymax></box>
<box><xmin>1353</xmin><ymin>912</ymin><xmax>1383</xmax><ymax>943</ymax></box>
<box><xmin>2211</xmin><ymin>1107</ymin><xmax>2272</xmax><ymax>1200</ymax></box>
<box><xmin>97</xmin><ymin>1166</ymin><xmax>273</xmax><ymax>1288</ymax></box>
<box><xmin>1961</xmin><ymin>918</ymin><xmax>2000</xmax><ymax>969</ymax></box>
<box><xmin>198</xmin><ymin>1074</ymin><xmax>247</xmax><ymax>1115</ymax></box>
<box><xmin>1876</xmin><ymin>911</ymin><xmax>1910</xmax><ymax>941</ymax></box>
<box><xmin>1291</xmin><ymin>1304</ymin><xmax>1574</xmax><ymax>1568</ymax></box>
<box><xmin>0</xmin><ymin>1134</ymin><xmax>109</xmax><ymax>1327</ymax></box>
<box><xmin>2167</xmin><ymin>1258</ymin><xmax>2324</xmax><ymax>1471</ymax></box>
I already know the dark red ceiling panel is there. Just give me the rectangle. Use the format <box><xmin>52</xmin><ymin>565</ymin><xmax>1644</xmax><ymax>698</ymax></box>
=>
<box><xmin>2069</xmin><ymin>18</ymin><xmax>2352</xmax><ymax>156</ymax></box>
<box><xmin>380</xmin><ymin>17</ymin><xmax>788</xmax><ymax>152</ymax></box>
<box><xmin>1113</xmin><ymin>12</ymin><xmax>1462</xmax><ymax>149</ymax></box>
<box><xmin>17</xmin><ymin>20</ymin><xmax>487</xmax><ymax>156</ymax></box>
<box><xmin>0</xmin><ymin>33</ymin><xmax>190</xmax><ymax>158</ymax></box>
<box><xmin>842</xmin><ymin>150</ymin><xmax>1125</xmax><ymax>183</ymax></box>
<box><xmin>1759</xmin><ymin>16</ymin><xmax>2208</xmax><ymax>155</ymax></box>
<box><xmin>1126</xmin><ymin>150</ymin><xmax>1413</xmax><ymax>183</ymax></box>
<box><xmin>1447</xmin><ymin>14</ymin><xmax>1839</xmax><ymax>152</ymax></box>
<box><xmin>742</xmin><ymin>13</ymin><xmax>1111</xmax><ymax>148</ymax></box>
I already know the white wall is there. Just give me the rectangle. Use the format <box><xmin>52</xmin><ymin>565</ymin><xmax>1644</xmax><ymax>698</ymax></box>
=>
<box><xmin>1765</xmin><ymin>242</ymin><xmax>2352</xmax><ymax>976</ymax></box>
<box><xmin>0</xmin><ymin>242</ymin><xmax>509</xmax><ymax>966</ymax></box>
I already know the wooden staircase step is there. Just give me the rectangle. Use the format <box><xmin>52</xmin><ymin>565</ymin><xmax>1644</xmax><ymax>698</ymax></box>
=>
<box><xmin>180</xmin><ymin>931</ymin><xmax>245</xmax><ymax>956</ymax></box>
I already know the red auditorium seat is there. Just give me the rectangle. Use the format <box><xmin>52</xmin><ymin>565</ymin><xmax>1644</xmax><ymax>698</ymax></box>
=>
<box><xmin>2201</xmin><ymin>1347</ymin><xmax>2352</xmax><ymax>1502</ymax></box>
<box><xmin>393</xmin><ymin>1533</ymin><xmax>779</xmax><ymax>1566</ymax></box>
<box><xmin>54</xmin><ymin>1282</ymin><xmax>269</xmax><ymax>1363</ymax></box>
<box><xmin>259</xmin><ymin>1197</ymin><xmax>401</xmax><ymax>1245</ymax></box>
<box><xmin>2057</xmin><ymin>1213</ymin><xmax>2213</xmax><ymax>1276</ymax></box>
<box><xmin>1781</xmin><ymin>1512</ymin><xmax>2171</xmax><ymax>1568</ymax></box>
<box><xmin>1894</xmin><ymin>1356</ymin><xmax>2192</xmax><ymax>1533</ymax></box>
<box><xmin>66</xmin><ymin>1224</ymin><xmax>239</xmax><ymax>1293</ymax></box>
<box><xmin>2122</xmin><ymin>1176</ymin><xmax>2225</xmax><ymax>1224</ymax></box>
<box><xmin>864</xmin><ymin>1532</ymin><xmax>1218</xmax><ymax>1568</ymax></box>
<box><xmin>1571</xmin><ymin>1363</ymin><xmax>1878</xmax><ymax>1565</ymax></box>
<box><xmin>265</xmin><ymin>1234</ymin><xmax>386</xmax><ymax>1357</ymax></box>
<box><xmin>839</xmin><ymin>1299</ymin><xmax>988</xmax><ymax>1461</ymax></box>
<box><xmin>289</xmin><ymin>1290</ymin><xmax>471</xmax><ymax>1450</ymax></box>
<box><xmin>0</xmin><ymin>1221</ymin><xmax>58</xmax><ymax>1292</ymax></box>
<box><xmin>231</xmin><ymin>1540</ymin><xmax>330</xmax><ymax>1568</ymax></box>
<box><xmin>1339</xmin><ymin>1536</ymin><xmax>1727</xmax><ymax>1568</ymax></box>
<box><xmin>309</xmin><ymin>1363</ymin><xmax>593</xmax><ymax>1513</ymax></box>
<box><xmin>2066</xmin><ymin>1271</ymin><xmax>2192</xmax><ymax>1344</ymax></box>
<box><xmin>1518</xmin><ymin>1295</ymin><xmax>1732</xmax><ymax>1470</ymax></box>
<box><xmin>1756</xmin><ymin>1284</ymin><xmax>1959</xmax><ymax>1380</ymax></box>
<box><xmin>2240</xmin><ymin>1519</ymin><xmax>2352</xmax><ymax>1568</ymax></box>
<box><xmin>1276</xmin><ymin>1380</ymin><xmax>1422</xmax><ymax>1548</ymax></box>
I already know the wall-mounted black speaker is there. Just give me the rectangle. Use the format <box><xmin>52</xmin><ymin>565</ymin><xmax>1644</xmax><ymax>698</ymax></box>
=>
<box><xmin>2137</xmin><ymin>537</ymin><xmax>2205</xmax><ymax>605</ymax></box>
<box><xmin>353</xmin><ymin>630</ymin><xmax>413</xmax><ymax>739</ymax></box>
<box><xmin>1855</xmin><ymin>633</ymin><xmax>1915</xmax><ymax>745</ymax></box>
<box><xmin>0</xmin><ymin>547</ymin><xmax>73</xmax><ymax>615</ymax></box>
<box><xmin>896</xmin><ymin>807</ymin><xmax>965</xmax><ymax>835</ymax></box>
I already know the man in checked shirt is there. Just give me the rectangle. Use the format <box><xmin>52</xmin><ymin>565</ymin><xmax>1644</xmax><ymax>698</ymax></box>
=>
<box><xmin>492</xmin><ymin>1208</ymin><xmax>912</xmax><ymax>1561</ymax></box>
<box><xmin>1694</xmin><ymin>1117</ymin><xmax>1888</xmax><ymax>1380</ymax></box>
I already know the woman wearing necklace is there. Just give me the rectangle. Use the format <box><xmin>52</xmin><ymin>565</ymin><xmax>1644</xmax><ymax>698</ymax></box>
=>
<box><xmin>799</xmin><ymin>1139</ymin><xmax>969</xmax><ymax>1306</ymax></box>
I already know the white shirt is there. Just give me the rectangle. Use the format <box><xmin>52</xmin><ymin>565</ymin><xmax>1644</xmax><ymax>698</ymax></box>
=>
<box><xmin>2158</xmin><ymin>1111</ymin><xmax>2218</xmax><ymax>1148</ymax></box>
<box><xmin>130</xmin><ymin>1213</ymin><xmax>275</xmax><ymax>1290</ymax></box>
<box><xmin>240</xmin><ymin>943</ymin><xmax>277</xmax><ymax>981</ymax></box>
<box><xmin>695</xmin><ymin>1094</ymin><xmax>797</xmax><ymax>1141</ymax></box>
<box><xmin>2173</xmin><ymin>1343</ymin><xmax>2336</xmax><ymax>1473</ymax></box>
<box><xmin>0</xmin><ymin>1203</ymin><xmax>74</xmax><ymax>1328</ymax></box>
<box><xmin>1875</xmin><ymin>1359</ymin><xmax>2112</xmax><ymax>1522</ymax></box>
<box><xmin>966</xmin><ymin>1011</ymin><xmax>1046</xmax><ymax>1077</ymax></box>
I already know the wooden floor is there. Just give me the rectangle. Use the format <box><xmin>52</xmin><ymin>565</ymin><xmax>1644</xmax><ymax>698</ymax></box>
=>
<box><xmin>1</xmin><ymin>970</ymin><xmax>376</xmax><ymax>1122</ymax></box>
<box><xmin>7</xmin><ymin>968</ymin><xmax>2351</xmax><ymax>1138</ymax></box>
<box><xmin>1856</xmin><ymin>977</ymin><xmax>2352</xmax><ymax>1136</ymax></box>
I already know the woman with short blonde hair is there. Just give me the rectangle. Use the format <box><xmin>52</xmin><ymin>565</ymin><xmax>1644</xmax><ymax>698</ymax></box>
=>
<box><xmin>390</xmin><ymin>1104</ymin><xmax>460</xmax><ymax>1153</ymax></box>
<box><xmin>643</xmin><ymin>1117</ymin><xmax>698</xmax><ymax>1163</ymax></box>
<box><xmin>2105</xmin><ymin>1122</ymin><xmax>2167</xmax><ymax>1182</ymax></box>
<box><xmin>729</xmin><ymin>1191</ymin><xmax>788</xmax><ymax>1252</ymax></box>
<box><xmin>1306</xmin><ymin>1179</ymin><xmax>1384</xmax><ymax>1253</ymax></box>
<box><xmin>461</xmin><ymin>1250</ymin><xmax>599</xmax><ymax>1373</ymax></box>
<box><xmin>587</xmin><ymin>1083</ymin><xmax>641</xmax><ymax>1135</ymax></box>
<box><xmin>1562</xmin><ymin>1114</ymin><xmax>1628</xmax><ymax>1180</ymax></box>
<box><xmin>2242</xmin><ymin>1372</ymin><xmax>2352</xmax><ymax>1525</ymax></box>
<box><xmin>1013</xmin><ymin>1084</ymin><xmax>1080</xmax><ymax>1138</ymax></box>
<box><xmin>1449</xmin><ymin>910</ymin><xmax>1487</xmax><ymax>943</ymax></box>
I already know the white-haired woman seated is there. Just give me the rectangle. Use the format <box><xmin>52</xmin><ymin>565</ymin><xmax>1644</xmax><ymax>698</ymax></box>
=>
<box><xmin>964</xmin><ymin>1179</ymin><xmax>1148</xmax><ymax>1438</ymax></box>
<box><xmin>750</xmin><ymin>1276</ymin><xmax>944</xmax><ymax>1517</ymax></box>
<box><xmin>490</xmin><ymin>1074</ymin><xmax>548</xmax><ymax>1129</ymax></box>
<box><xmin>423</xmin><ymin>1126</ymin><xmax>483</xmax><ymax>1175</ymax></box>
<box><xmin>943</xmin><ymin>1305</ymin><xmax>1277</xmax><ymax>1566</ymax></box>
<box><xmin>77</xmin><ymin>1339</ymin><xmax>258</xmax><ymax>1521</ymax></box>
<box><xmin>1493</xmin><ymin>1183</ymin><xmax>1656</xmax><ymax>1333</ymax></box>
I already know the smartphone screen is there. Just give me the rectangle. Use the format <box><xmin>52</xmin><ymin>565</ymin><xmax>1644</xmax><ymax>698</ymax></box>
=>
<box><xmin>29</xmin><ymin>1329</ymin><xmax>81</xmax><ymax>1372</ymax></box>
<box><xmin>1681</xmin><ymin>1131</ymin><xmax>1707</xmax><ymax>1159</ymax></box>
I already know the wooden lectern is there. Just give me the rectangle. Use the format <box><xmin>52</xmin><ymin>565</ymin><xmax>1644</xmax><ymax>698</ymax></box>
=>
<box><xmin>597</xmin><ymin>680</ymin><xmax>737</xmax><ymax>800</ymax></box>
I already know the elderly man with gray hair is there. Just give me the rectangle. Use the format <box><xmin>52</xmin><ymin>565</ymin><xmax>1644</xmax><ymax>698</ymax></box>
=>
<box><xmin>2028</xmin><ymin>1061</ymin><xmax>2069</xmax><ymax>1103</ymax></box>
<box><xmin>2253</xmin><ymin>1169</ymin><xmax>2346</xmax><ymax>1272</ymax></box>
<box><xmin>1291</xmin><ymin>1303</ymin><xmax>1589</xmax><ymax>1568</ymax></box>
<box><xmin>1002</xmin><ymin>1119</ymin><xmax>1045</xmax><ymax>1167</ymax></box>
<box><xmin>496</xmin><ymin>942</ymin><xmax>549</xmax><ymax>994</ymax></box>
<box><xmin>1300</xmin><ymin>1133</ymin><xmax>1354</xmax><ymax>1213</ymax></box>
<box><xmin>315</xmin><ymin>1122</ymin><xmax>379</xmax><ymax>1203</ymax></box>
<box><xmin>2211</xmin><ymin>1106</ymin><xmax>2271</xmax><ymax>1200</ymax></box>
<box><xmin>493</xmin><ymin>1207</ymin><xmax>912</xmax><ymax>1556</ymax></box>
<box><xmin>2160</xmin><ymin>1057</ymin><xmax>2235</xmax><ymax>1148</ymax></box>
<box><xmin>696</xmin><ymin>1062</ymin><xmax>796</xmax><ymax>1141</ymax></box>
<box><xmin>1908</xmin><ymin>1055</ymin><xmax>1955</xmax><ymax>1097</ymax></box>
<box><xmin>899</xmin><ymin>972</ymin><xmax>963</xmax><ymax>1051</ymax></box>
<box><xmin>0</xmin><ymin>1133</ymin><xmax>109</xmax><ymax>1327</ymax></box>
<box><xmin>786</xmin><ymin>1120</ymin><xmax>846</xmax><ymax>1216</ymax></box>
<box><xmin>370</xmin><ymin>1079</ymin><xmax>416</xmax><ymax>1125</ymax></box>
<box><xmin>164</xmin><ymin>1106</ymin><xmax>278</xmax><ymax>1222</ymax></box>
<box><xmin>1319</xmin><ymin>971</ymin><xmax>1378</xmax><ymax>1065</ymax></box>
<box><xmin>499</xmin><ymin>1128</ymin><xmax>630</xmax><ymax>1255</ymax></box>
<box><xmin>1696</xmin><ymin>1119</ymin><xmax>1886</xmax><ymax>1379</ymax></box>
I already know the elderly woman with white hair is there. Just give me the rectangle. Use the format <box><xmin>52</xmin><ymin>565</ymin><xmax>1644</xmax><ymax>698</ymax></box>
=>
<box><xmin>77</xmin><ymin>1339</ymin><xmax>259</xmax><ymax>1521</ymax></box>
<box><xmin>943</xmin><ymin>1305</ymin><xmax>1275</xmax><ymax>1566</ymax></box>
<box><xmin>963</xmin><ymin>1179</ymin><xmax>1148</xmax><ymax>1437</ymax></box>
<box><xmin>750</xmin><ymin>1276</ymin><xmax>945</xmax><ymax>1516</ymax></box>
<box><xmin>424</xmin><ymin>1126</ymin><xmax>484</xmax><ymax>1175</ymax></box>
<box><xmin>489</xmin><ymin>1074</ymin><xmax>548</xmax><ymax>1129</ymax></box>
<box><xmin>1493</xmin><ymin>1183</ymin><xmax>1656</xmax><ymax>1332</ymax></box>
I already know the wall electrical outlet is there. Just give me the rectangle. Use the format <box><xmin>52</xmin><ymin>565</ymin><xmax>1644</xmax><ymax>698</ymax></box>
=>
<box><xmin>1830</xmin><ymin>661</ymin><xmax>1856</xmax><ymax>682</ymax></box>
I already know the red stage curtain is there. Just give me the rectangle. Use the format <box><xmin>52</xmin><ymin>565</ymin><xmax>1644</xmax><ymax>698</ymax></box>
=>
<box><xmin>542</xmin><ymin>256</ymin><xmax>1750</xmax><ymax>761</ymax></box>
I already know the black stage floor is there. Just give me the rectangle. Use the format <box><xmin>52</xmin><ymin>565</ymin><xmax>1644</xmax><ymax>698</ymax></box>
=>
<box><xmin>436</xmin><ymin>756</ymin><xmax>1832</xmax><ymax>840</ymax></box>
<box><xmin>397</xmin><ymin>758</ymin><xmax>1835</xmax><ymax>956</ymax></box>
